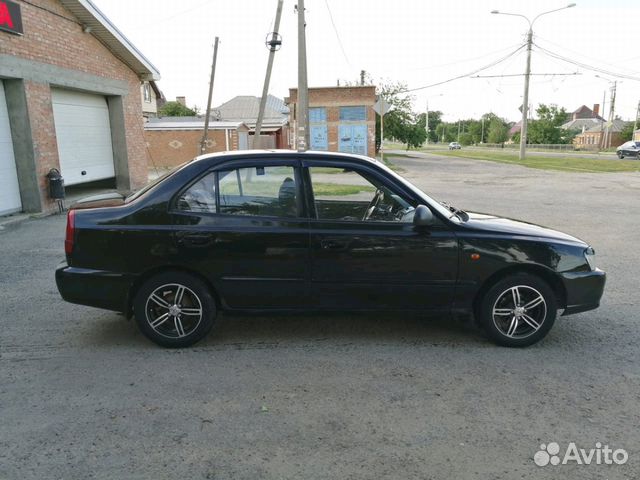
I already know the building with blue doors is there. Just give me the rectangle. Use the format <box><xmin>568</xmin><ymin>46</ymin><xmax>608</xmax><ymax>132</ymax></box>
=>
<box><xmin>285</xmin><ymin>86</ymin><xmax>376</xmax><ymax>157</ymax></box>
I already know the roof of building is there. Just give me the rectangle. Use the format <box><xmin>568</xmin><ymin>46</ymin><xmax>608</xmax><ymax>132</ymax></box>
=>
<box><xmin>561</xmin><ymin>118</ymin><xmax>603</xmax><ymax>131</ymax></box>
<box><xmin>583</xmin><ymin>119</ymin><xmax>629</xmax><ymax>133</ymax></box>
<box><xmin>212</xmin><ymin>95</ymin><xmax>289</xmax><ymax>124</ymax></box>
<box><xmin>59</xmin><ymin>0</ymin><xmax>160</xmax><ymax>80</ymax></box>
<box><xmin>144</xmin><ymin>120</ymin><xmax>247</xmax><ymax>131</ymax></box>
<box><xmin>570</xmin><ymin>105</ymin><xmax>604</xmax><ymax>121</ymax></box>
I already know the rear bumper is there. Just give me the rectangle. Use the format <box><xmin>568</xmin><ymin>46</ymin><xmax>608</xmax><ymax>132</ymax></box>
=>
<box><xmin>55</xmin><ymin>262</ymin><xmax>133</xmax><ymax>312</ymax></box>
<box><xmin>561</xmin><ymin>268</ymin><xmax>606</xmax><ymax>316</ymax></box>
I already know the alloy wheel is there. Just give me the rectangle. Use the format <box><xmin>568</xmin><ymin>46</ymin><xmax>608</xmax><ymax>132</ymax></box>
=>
<box><xmin>144</xmin><ymin>283</ymin><xmax>203</xmax><ymax>339</ymax></box>
<box><xmin>492</xmin><ymin>285</ymin><xmax>547</xmax><ymax>339</ymax></box>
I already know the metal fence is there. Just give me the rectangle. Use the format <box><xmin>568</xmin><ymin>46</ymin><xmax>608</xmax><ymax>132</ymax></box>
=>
<box><xmin>475</xmin><ymin>143</ymin><xmax>578</xmax><ymax>151</ymax></box>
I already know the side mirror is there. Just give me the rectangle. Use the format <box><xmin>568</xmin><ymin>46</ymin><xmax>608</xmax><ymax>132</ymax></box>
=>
<box><xmin>413</xmin><ymin>204</ymin><xmax>434</xmax><ymax>227</ymax></box>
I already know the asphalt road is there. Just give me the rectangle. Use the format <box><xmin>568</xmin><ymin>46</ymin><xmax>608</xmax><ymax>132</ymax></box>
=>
<box><xmin>1</xmin><ymin>153</ymin><xmax>639</xmax><ymax>479</ymax></box>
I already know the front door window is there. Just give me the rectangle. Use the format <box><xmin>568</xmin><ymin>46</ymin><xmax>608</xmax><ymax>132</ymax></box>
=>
<box><xmin>308</xmin><ymin>166</ymin><xmax>416</xmax><ymax>223</ymax></box>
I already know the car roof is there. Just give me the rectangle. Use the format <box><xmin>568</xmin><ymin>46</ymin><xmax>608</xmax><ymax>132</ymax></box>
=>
<box><xmin>192</xmin><ymin>149</ymin><xmax>381</xmax><ymax>167</ymax></box>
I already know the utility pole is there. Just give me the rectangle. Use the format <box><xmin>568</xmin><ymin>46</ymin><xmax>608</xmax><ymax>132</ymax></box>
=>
<box><xmin>491</xmin><ymin>4</ymin><xmax>576</xmax><ymax>160</ymax></box>
<box><xmin>604</xmin><ymin>81</ymin><xmax>617</xmax><ymax>149</ymax></box>
<box><xmin>599</xmin><ymin>90</ymin><xmax>606</xmax><ymax>150</ymax></box>
<box><xmin>254</xmin><ymin>0</ymin><xmax>283</xmax><ymax>149</ymax></box>
<box><xmin>519</xmin><ymin>28</ymin><xmax>533</xmax><ymax>161</ymax></box>
<box><xmin>200</xmin><ymin>37</ymin><xmax>219</xmax><ymax>155</ymax></box>
<box><xmin>425</xmin><ymin>101</ymin><xmax>429</xmax><ymax>145</ymax></box>
<box><xmin>457</xmin><ymin>120</ymin><xmax>461</xmax><ymax>142</ymax></box>
<box><xmin>633</xmin><ymin>100</ymin><xmax>640</xmax><ymax>139</ymax></box>
<box><xmin>481</xmin><ymin>117</ymin><xmax>485</xmax><ymax>144</ymax></box>
<box><xmin>297</xmin><ymin>0</ymin><xmax>309</xmax><ymax>151</ymax></box>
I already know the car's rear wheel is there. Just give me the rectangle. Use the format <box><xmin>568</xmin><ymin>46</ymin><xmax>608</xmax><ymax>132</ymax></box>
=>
<box><xmin>134</xmin><ymin>271</ymin><xmax>216</xmax><ymax>348</ymax></box>
<box><xmin>479</xmin><ymin>274</ymin><xmax>557</xmax><ymax>347</ymax></box>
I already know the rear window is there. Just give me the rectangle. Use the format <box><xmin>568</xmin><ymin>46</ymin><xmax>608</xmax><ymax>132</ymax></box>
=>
<box><xmin>125</xmin><ymin>163</ymin><xmax>187</xmax><ymax>203</ymax></box>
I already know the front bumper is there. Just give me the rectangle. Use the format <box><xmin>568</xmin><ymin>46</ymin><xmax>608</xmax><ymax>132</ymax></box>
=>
<box><xmin>55</xmin><ymin>261</ymin><xmax>133</xmax><ymax>313</ymax></box>
<box><xmin>561</xmin><ymin>268</ymin><xmax>606</xmax><ymax>316</ymax></box>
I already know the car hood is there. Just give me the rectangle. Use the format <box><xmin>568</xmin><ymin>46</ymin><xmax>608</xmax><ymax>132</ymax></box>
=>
<box><xmin>462</xmin><ymin>212</ymin><xmax>587</xmax><ymax>246</ymax></box>
<box><xmin>69</xmin><ymin>192</ymin><xmax>125</xmax><ymax>210</ymax></box>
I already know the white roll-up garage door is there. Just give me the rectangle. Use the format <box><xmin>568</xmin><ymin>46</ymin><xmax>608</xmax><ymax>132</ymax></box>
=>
<box><xmin>0</xmin><ymin>80</ymin><xmax>22</xmax><ymax>216</ymax></box>
<box><xmin>51</xmin><ymin>89</ymin><xmax>115</xmax><ymax>186</ymax></box>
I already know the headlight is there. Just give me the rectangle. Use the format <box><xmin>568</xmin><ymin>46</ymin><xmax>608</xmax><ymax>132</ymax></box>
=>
<box><xmin>584</xmin><ymin>247</ymin><xmax>596</xmax><ymax>271</ymax></box>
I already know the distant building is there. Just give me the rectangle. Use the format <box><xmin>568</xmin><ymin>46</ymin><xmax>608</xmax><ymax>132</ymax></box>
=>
<box><xmin>212</xmin><ymin>95</ymin><xmax>289</xmax><ymax>148</ymax></box>
<box><xmin>141</xmin><ymin>80</ymin><xmax>165</xmax><ymax>120</ymax></box>
<box><xmin>144</xmin><ymin>118</ymin><xmax>250</xmax><ymax>168</ymax></box>
<box><xmin>285</xmin><ymin>86</ymin><xmax>376</xmax><ymax>157</ymax></box>
<box><xmin>573</xmin><ymin>119</ymin><xmax>629</xmax><ymax>150</ymax></box>
<box><xmin>561</xmin><ymin>104</ymin><xmax>604</xmax><ymax>133</ymax></box>
<box><xmin>634</xmin><ymin>129</ymin><xmax>640</xmax><ymax>142</ymax></box>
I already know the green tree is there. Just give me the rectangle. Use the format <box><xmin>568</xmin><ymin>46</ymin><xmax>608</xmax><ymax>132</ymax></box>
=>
<box><xmin>417</xmin><ymin>110</ymin><xmax>443</xmax><ymax>143</ymax></box>
<box><xmin>158</xmin><ymin>101</ymin><xmax>198</xmax><ymax>117</ymax></box>
<box><xmin>527</xmin><ymin>104</ymin><xmax>569</xmax><ymax>144</ymax></box>
<box><xmin>486</xmin><ymin>115</ymin><xmax>509</xmax><ymax>144</ymax></box>
<box><xmin>619</xmin><ymin>121</ymin><xmax>635</xmax><ymax>142</ymax></box>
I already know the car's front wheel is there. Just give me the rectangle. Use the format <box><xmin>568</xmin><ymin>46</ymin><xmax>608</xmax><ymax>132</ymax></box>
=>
<box><xmin>618</xmin><ymin>152</ymin><xmax>624</xmax><ymax>159</ymax></box>
<box><xmin>479</xmin><ymin>274</ymin><xmax>557</xmax><ymax>347</ymax></box>
<box><xmin>134</xmin><ymin>271</ymin><xmax>216</xmax><ymax>348</ymax></box>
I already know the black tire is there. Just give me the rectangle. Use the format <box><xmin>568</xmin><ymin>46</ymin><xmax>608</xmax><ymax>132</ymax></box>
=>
<box><xmin>134</xmin><ymin>271</ymin><xmax>216</xmax><ymax>348</ymax></box>
<box><xmin>479</xmin><ymin>273</ymin><xmax>557</xmax><ymax>347</ymax></box>
<box><xmin>618</xmin><ymin>152</ymin><xmax>624</xmax><ymax>159</ymax></box>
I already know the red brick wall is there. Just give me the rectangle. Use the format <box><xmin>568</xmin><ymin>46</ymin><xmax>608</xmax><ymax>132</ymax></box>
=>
<box><xmin>145</xmin><ymin>129</ymin><xmax>236</xmax><ymax>168</ymax></box>
<box><xmin>0</xmin><ymin>0</ymin><xmax>148</xmax><ymax>211</ymax></box>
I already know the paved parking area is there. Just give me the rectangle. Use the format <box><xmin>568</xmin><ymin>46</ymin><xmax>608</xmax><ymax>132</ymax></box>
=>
<box><xmin>1</xmin><ymin>153</ymin><xmax>639</xmax><ymax>479</ymax></box>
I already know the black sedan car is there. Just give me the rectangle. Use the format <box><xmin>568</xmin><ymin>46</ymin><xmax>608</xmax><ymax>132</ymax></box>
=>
<box><xmin>616</xmin><ymin>141</ymin><xmax>640</xmax><ymax>159</ymax></box>
<box><xmin>56</xmin><ymin>150</ymin><xmax>605</xmax><ymax>348</ymax></box>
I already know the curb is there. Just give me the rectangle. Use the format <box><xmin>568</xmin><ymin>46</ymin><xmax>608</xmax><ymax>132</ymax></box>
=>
<box><xmin>0</xmin><ymin>211</ymin><xmax>56</xmax><ymax>229</ymax></box>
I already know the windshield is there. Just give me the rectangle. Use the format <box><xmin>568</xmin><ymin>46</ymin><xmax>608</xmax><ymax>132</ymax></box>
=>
<box><xmin>125</xmin><ymin>163</ymin><xmax>187</xmax><ymax>203</ymax></box>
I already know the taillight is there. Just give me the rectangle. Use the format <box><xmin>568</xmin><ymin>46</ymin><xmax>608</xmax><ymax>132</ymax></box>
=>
<box><xmin>65</xmin><ymin>209</ymin><xmax>76</xmax><ymax>255</ymax></box>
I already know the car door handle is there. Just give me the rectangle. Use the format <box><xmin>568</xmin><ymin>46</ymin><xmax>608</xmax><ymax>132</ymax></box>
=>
<box><xmin>177</xmin><ymin>232</ymin><xmax>214</xmax><ymax>247</ymax></box>
<box><xmin>320</xmin><ymin>239</ymin><xmax>348</xmax><ymax>250</ymax></box>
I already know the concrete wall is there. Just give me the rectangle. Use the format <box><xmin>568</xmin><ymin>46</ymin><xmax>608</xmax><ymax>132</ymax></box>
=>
<box><xmin>0</xmin><ymin>0</ymin><xmax>148</xmax><ymax>213</ymax></box>
<box><xmin>287</xmin><ymin>86</ymin><xmax>376</xmax><ymax>157</ymax></box>
<box><xmin>145</xmin><ymin>129</ymin><xmax>241</xmax><ymax>168</ymax></box>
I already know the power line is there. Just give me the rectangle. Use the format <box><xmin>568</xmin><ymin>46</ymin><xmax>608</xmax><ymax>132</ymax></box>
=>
<box><xmin>403</xmin><ymin>43</ymin><xmax>527</xmax><ymax>93</ymax></box>
<box><xmin>535</xmin><ymin>35</ymin><xmax>640</xmax><ymax>77</ymax></box>
<box><xmin>472</xmin><ymin>73</ymin><xmax>580</xmax><ymax>78</ymax></box>
<box><xmin>324</xmin><ymin>0</ymin><xmax>351</xmax><ymax>68</ymax></box>
<box><xmin>534</xmin><ymin>44</ymin><xmax>640</xmax><ymax>82</ymax></box>
<box><xmin>405</xmin><ymin>41</ymin><xmax>525</xmax><ymax>72</ymax></box>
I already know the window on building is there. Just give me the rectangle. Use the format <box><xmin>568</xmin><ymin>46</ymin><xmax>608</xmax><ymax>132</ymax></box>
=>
<box><xmin>339</xmin><ymin>106</ymin><xmax>367</xmax><ymax>122</ymax></box>
<box><xmin>143</xmin><ymin>83</ymin><xmax>152</xmax><ymax>103</ymax></box>
<box><xmin>309</xmin><ymin>107</ymin><xmax>327</xmax><ymax>123</ymax></box>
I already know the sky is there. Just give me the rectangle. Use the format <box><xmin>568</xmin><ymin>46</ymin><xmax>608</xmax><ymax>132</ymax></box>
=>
<box><xmin>94</xmin><ymin>0</ymin><xmax>640</xmax><ymax>123</ymax></box>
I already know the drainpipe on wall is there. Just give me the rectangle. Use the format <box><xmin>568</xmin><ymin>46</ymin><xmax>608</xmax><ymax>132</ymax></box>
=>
<box><xmin>225</xmin><ymin>129</ymin><xmax>230</xmax><ymax>151</ymax></box>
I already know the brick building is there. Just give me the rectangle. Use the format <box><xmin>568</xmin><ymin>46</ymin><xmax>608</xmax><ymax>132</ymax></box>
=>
<box><xmin>573</xmin><ymin>119</ymin><xmax>629</xmax><ymax>150</ymax></box>
<box><xmin>144</xmin><ymin>119</ymin><xmax>250</xmax><ymax>168</ymax></box>
<box><xmin>286</xmin><ymin>86</ymin><xmax>376</xmax><ymax>157</ymax></box>
<box><xmin>213</xmin><ymin>94</ymin><xmax>289</xmax><ymax>149</ymax></box>
<box><xmin>0</xmin><ymin>0</ymin><xmax>159</xmax><ymax>215</ymax></box>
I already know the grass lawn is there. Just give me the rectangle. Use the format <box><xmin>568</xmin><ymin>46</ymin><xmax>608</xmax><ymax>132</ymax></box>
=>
<box><xmin>314</xmin><ymin>182</ymin><xmax>375</xmax><ymax>196</ymax></box>
<box><xmin>431</xmin><ymin>150</ymin><xmax>640</xmax><ymax>173</ymax></box>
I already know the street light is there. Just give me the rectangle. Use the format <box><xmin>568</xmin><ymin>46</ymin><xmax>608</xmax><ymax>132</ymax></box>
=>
<box><xmin>491</xmin><ymin>3</ymin><xmax>576</xmax><ymax>160</ymax></box>
<box><xmin>425</xmin><ymin>94</ymin><xmax>443</xmax><ymax>145</ymax></box>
